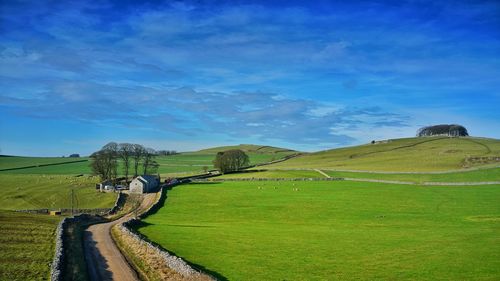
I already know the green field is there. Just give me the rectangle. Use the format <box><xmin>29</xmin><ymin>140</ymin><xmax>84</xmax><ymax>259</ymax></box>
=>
<box><xmin>217</xmin><ymin>167</ymin><xmax>500</xmax><ymax>183</ymax></box>
<box><xmin>0</xmin><ymin>144</ymin><xmax>297</xmax><ymax>176</ymax></box>
<box><xmin>137</xmin><ymin>181</ymin><xmax>500</xmax><ymax>280</ymax></box>
<box><xmin>216</xmin><ymin>169</ymin><xmax>325</xmax><ymax>179</ymax></box>
<box><xmin>0</xmin><ymin>210</ymin><xmax>60</xmax><ymax>280</ymax></box>
<box><xmin>0</xmin><ymin>156</ymin><xmax>88</xmax><ymax>170</ymax></box>
<box><xmin>0</xmin><ymin>174</ymin><xmax>116</xmax><ymax>210</ymax></box>
<box><xmin>324</xmin><ymin>168</ymin><xmax>500</xmax><ymax>183</ymax></box>
<box><xmin>267</xmin><ymin>137</ymin><xmax>500</xmax><ymax>172</ymax></box>
<box><xmin>215</xmin><ymin>167</ymin><xmax>500</xmax><ymax>183</ymax></box>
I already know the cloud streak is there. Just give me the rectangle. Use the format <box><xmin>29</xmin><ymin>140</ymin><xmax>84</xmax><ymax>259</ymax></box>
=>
<box><xmin>1</xmin><ymin>0</ymin><xmax>499</xmax><ymax>154</ymax></box>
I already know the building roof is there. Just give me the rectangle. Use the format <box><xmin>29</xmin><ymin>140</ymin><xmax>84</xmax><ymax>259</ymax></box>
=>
<box><xmin>136</xmin><ymin>175</ymin><xmax>158</xmax><ymax>184</ymax></box>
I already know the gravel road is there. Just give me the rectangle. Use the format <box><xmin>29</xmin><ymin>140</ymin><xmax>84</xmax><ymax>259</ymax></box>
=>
<box><xmin>84</xmin><ymin>193</ymin><xmax>157</xmax><ymax>281</ymax></box>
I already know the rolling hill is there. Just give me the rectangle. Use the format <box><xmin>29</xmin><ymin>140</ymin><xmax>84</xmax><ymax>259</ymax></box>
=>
<box><xmin>0</xmin><ymin>145</ymin><xmax>298</xmax><ymax>176</ymax></box>
<box><xmin>194</xmin><ymin>144</ymin><xmax>296</xmax><ymax>154</ymax></box>
<box><xmin>265</xmin><ymin>136</ymin><xmax>500</xmax><ymax>172</ymax></box>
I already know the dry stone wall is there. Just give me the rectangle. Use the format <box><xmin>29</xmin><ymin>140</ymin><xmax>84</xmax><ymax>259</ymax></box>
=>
<box><xmin>50</xmin><ymin>218</ymin><xmax>66</xmax><ymax>281</ymax></box>
<box><xmin>116</xmin><ymin>188</ymin><xmax>214</xmax><ymax>280</ymax></box>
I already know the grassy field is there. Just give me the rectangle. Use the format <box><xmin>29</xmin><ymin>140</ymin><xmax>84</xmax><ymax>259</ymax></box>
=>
<box><xmin>267</xmin><ymin>137</ymin><xmax>500</xmax><ymax>172</ymax></box>
<box><xmin>216</xmin><ymin>169</ymin><xmax>324</xmax><ymax>179</ymax></box>
<box><xmin>217</xmin><ymin>167</ymin><xmax>500</xmax><ymax>182</ymax></box>
<box><xmin>0</xmin><ymin>156</ymin><xmax>88</xmax><ymax>170</ymax></box>
<box><xmin>0</xmin><ymin>144</ymin><xmax>297</xmax><ymax>175</ymax></box>
<box><xmin>0</xmin><ymin>210</ymin><xmax>60</xmax><ymax>280</ymax></box>
<box><xmin>215</xmin><ymin>167</ymin><xmax>500</xmax><ymax>182</ymax></box>
<box><xmin>0</xmin><ymin>160</ymin><xmax>92</xmax><ymax>175</ymax></box>
<box><xmin>324</xmin><ymin>167</ymin><xmax>500</xmax><ymax>183</ymax></box>
<box><xmin>0</xmin><ymin>174</ymin><xmax>116</xmax><ymax>210</ymax></box>
<box><xmin>137</xmin><ymin>181</ymin><xmax>500</xmax><ymax>281</ymax></box>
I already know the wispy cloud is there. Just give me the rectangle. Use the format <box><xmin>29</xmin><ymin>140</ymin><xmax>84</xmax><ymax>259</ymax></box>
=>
<box><xmin>0</xmin><ymin>0</ymin><xmax>499</xmax><ymax>155</ymax></box>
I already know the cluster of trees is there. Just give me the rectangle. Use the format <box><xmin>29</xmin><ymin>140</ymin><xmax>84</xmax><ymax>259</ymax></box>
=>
<box><xmin>156</xmin><ymin>150</ymin><xmax>179</xmax><ymax>156</ymax></box>
<box><xmin>213</xmin><ymin>149</ymin><xmax>249</xmax><ymax>174</ymax></box>
<box><xmin>90</xmin><ymin>142</ymin><xmax>160</xmax><ymax>181</ymax></box>
<box><xmin>417</xmin><ymin>124</ymin><xmax>469</xmax><ymax>137</ymax></box>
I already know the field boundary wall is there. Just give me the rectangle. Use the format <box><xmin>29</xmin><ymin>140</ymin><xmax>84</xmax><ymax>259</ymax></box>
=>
<box><xmin>114</xmin><ymin>186</ymin><xmax>215</xmax><ymax>280</ymax></box>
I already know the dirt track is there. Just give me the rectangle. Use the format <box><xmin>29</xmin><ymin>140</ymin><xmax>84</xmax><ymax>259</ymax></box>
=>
<box><xmin>83</xmin><ymin>193</ymin><xmax>158</xmax><ymax>281</ymax></box>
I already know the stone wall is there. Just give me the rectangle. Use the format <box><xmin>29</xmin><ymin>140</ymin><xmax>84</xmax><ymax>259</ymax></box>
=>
<box><xmin>106</xmin><ymin>192</ymin><xmax>124</xmax><ymax>215</ymax></box>
<box><xmin>50</xmin><ymin>218</ymin><xmax>66</xmax><ymax>281</ymax></box>
<box><xmin>205</xmin><ymin>177</ymin><xmax>344</xmax><ymax>182</ymax></box>
<box><xmin>115</xmin><ymin>187</ymin><xmax>214</xmax><ymax>280</ymax></box>
<box><xmin>16</xmin><ymin>208</ymin><xmax>112</xmax><ymax>215</ymax></box>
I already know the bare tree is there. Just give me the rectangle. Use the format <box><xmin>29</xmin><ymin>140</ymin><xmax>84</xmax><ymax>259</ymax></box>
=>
<box><xmin>142</xmin><ymin>148</ymin><xmax>159</xmax><ymax>174</ymax></box>
<box><xmin>118</xmin><ymin>143</ymin><xmax>134</xmax><ymax>180</ymax></box>
<box><xmin>90</xmin><ymin>143</ymin><xmax>119</xmax><ymax>181</ymax></box>
<box><xmin>132</xmin><ymin>144</ymin><xmax>146</xmax><ymax>176</ymax></box>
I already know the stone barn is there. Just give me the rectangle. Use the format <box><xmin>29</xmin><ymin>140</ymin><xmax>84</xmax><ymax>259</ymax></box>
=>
<box><xmin>129</xmin><ymin>175</ymin><xmax>160</xmax><ymax>194</ymax></box>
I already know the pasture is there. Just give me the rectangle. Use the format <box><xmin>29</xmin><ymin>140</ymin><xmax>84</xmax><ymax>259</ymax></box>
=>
<box><xmin>216</xmin><ymin>169</ymin><xmax>324</xmax><ymax>179</ymax></box>
<box><xmin>0</xmin><ymin>156</ymin><xmax>88</xmax><ymax>170</ymax></box>
<box><xmin>267</xmin><ymin>137</ymin><xmax>500</xmax><ymax>172</ymax></box>
<box><xmin>324</xmin><ymin>167</ymin><xmax>500</xmax><ymax>183</ymax></box>
<box><xmin>0</xmin><ymin>144</ymin><xmax>297</xmax><ymax>175</ymax></box>
<box><xmin>0</xmin><ymin>210</ymin><xmax>60</xmax><ymax>280</ymax></box>
<box><xmin>137</xmin><ymin>181</ymin><xmax>500</xmax><ymax>280</ymax></box>
<box><xmin>216</xmin><ymin>167</ymin><xmax>500</xmax><ymax>183</ymax></box>
<box><xmin>0</xmin><ymin>174</ymin><xmax>116</xmax><ymax>210</ymax></box>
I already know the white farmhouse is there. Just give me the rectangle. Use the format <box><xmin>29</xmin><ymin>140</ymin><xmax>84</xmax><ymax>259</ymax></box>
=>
<box><xmin>129</xmin><ymin>175</ymin><xmax>160</xmax><ymax>194</ymax></box>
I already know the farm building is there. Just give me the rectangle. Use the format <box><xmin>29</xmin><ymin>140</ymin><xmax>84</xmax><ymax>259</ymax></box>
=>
<box><xmin>129</xmin><ymin>175</ymin><xmax>160</xmax><ymax>194</ymax></box>
<box><xmin>97</xmin><ymin>180</ymin><xmax>114</xmax><ymax>192</ymax></box>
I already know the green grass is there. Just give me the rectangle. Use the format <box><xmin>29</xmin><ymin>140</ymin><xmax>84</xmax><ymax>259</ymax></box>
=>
<box><xmin>216</xmin><ymin>169</ymin><xmax>324</xmax><ymax>179</ymax></box>
<box><xmin>324</xmin><ymin>167</ymin><xmax>500</xmax><ymax>183</ymax></box>
<box><xmin>0</xmin><ymin>145</ymin><xmax>296</xmax><ymax>175</ymax></box>
<box><xmin>0</xmin><ymin>210</ymin><xmax>61</xmax><ymax>281</ymax></box>
<box><xmin>0</xmin><ymin>174</ymin><xmax>116</xmax><ymax>210</ymax></box>
<box><xmin>267</xmin><ymin>137</ymin><xmax>500</xmax><ymax>172</ymax></box>
<box><xmin>0</xmin><ymin>160</ymin><xmax>92</xmax><ymax>174</ymax></box>
<box><xmin>195</xmin><ymin>144</ymin><xmax>295</xmax><ymax>154</ymax></box>
<box><xmin>0</xmin><ymin>156</ymin><xmax>88</xmax><ymax>170</ymax></box>
<box><xmin>215</xmin><ymin>167</ymin><xmax>500</xmax><ymax>182</ymax></box>
<box><xmin>137</xmin><ymin>181</ymin><xmax>500</xmax><ymax>281</ymax></box>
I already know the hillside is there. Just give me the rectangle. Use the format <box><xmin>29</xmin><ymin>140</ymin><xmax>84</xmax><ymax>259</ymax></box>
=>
<box><xmin>193</xmin><ymin>144</ymin><xmax>297</xmax><ymax>154</ymax></box>
<box><xmin>0</xmin><ymin>156</ymin><xmax>89</xmax><ymax>171</ymax></box>
<box><xmin>0</xmin><ymin>144</ymin><xmax>298</xmax><ymax>176</ymax></box>
<box><xmin>266</xmin><ymin>136</ymin><xmax>500</xmax><ymax>172</ymax></box>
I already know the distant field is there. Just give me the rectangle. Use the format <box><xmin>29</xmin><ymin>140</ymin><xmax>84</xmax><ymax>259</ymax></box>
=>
<box><xmin>324</xmin><ymin>167</ymin><xmax>500</xmax><ymax>183</ymax></box>
<box><xmin>0</xmin><ymin>156</ymin><xmax>88</xmax><ymax>170</ymax></box>
<box><xmin>0</xmin><ymin>210</ymin><xmax>60</xmax><ymax>280</ymax></box>
<box><xmin>214</xmin><ymin>167</ymin><xmax>500</xmax><ymax>183</ymax></box>
<box><xmin>267</xmin><ymin>137</ymin><xmax>500</xmax><ymax>172</ymax></box>
<box><xmin>0</xmin><ymin>144</ymin><xmax>297</xmax><ymax>175</ymax></box>
<box><xmin>0</xmin><ymin>160</ymin><xmax>92</xmax><ymax>175</ymax></box>
<box><xmin>137</xmin><ymin>181</ymin><xmax>500</xmax><ymax>280</ymax></box>
<box><xmin>216</xmin><ymin>169</ymin><xmax>324</xmax><ymax>179</ymax></box>
<box><xmin>195</xmin><ymin>144</ymin><xmax>295</xmax><ymax>155</ymax></box>
<box><xmin>0</xmin><ymin>174</ymin><xmax>116</xmax><ymax>210</ymax></box>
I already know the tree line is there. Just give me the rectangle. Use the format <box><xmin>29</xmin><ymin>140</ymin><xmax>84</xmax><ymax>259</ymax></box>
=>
<box><xmin>90</xmin><ymin>142</ymin><xmax>160</xmax><ymax>181</ymax></box>
<box><xmin>417</xmin><ymin>124</ymin><xmax>469</xmax><ymax>137</ymax></box>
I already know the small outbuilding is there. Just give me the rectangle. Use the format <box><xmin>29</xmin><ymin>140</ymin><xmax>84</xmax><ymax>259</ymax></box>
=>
<box><xmin>50</xmin><ymin>210</ymin><xmax>61</xmax><ymax>216</ymax></box>
<box><xmin>129</xmin><ymin>175</ymin><xmax>160</xmax><ymax>194</ymax></box>
<box><xmin>97</xmin><ymin>180</ymin><xmax>115</xmax><ymax>192</ymax></box>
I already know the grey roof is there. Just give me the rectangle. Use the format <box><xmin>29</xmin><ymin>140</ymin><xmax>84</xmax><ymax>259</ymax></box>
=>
<box><xmin>137</xmin><ymin>175</ymin><xmax>158</xmax><ymax>183</ymax></box>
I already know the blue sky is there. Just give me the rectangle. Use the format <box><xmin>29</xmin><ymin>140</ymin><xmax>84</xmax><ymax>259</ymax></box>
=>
<box><xmin>1</xmin><ymin>0</ymin><xmax>499</xmax><ymax>156</ymax></box>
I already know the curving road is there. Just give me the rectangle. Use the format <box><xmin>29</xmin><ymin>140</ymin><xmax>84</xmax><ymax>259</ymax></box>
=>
<box><xmin>84</xmin><ymin>193</ymin><xmax>158</xmax><ymax>281</ymax></box>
